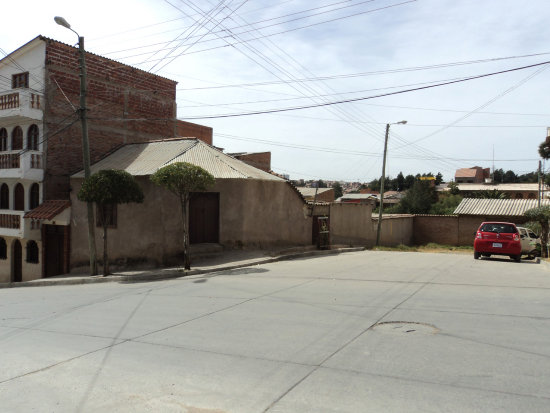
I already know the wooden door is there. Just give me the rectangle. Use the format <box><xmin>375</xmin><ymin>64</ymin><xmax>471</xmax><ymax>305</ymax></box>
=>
<box><xmin>189</xmin><ymin>193</ymin><xmax>219</xmax><ymax>244</ymax></box>
<box><xmin>45</xmin><ymin>225</ymin><xmax>65</xmax><ymax>277</ymax></box>
<box><xmin>13</xmin><ymin>240</ymin><xmax>22</xmax><ymax>282</ymax></box>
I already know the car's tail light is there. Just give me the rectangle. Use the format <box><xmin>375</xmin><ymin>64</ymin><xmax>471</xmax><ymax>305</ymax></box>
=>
<box><xmin>513</xmin><ymin>233</ymin><xmax>519</xmax><ymax>241</ymax></box>
<box><xmin>476</xmin><ymin>231</ymin><xmax>481</xmax><ymax>239</ymax></box>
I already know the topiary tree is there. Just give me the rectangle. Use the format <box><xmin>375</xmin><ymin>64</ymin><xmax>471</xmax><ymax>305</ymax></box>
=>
<box><xmin>150</xmin><ymin>162</ymin><xmax>215</xmax><ymax>270</ymax></box>
<box><xmin>524</xmin><ymin>206</ymin><xmax>550</xmax><ymax>258</ymax></box>
<box><xmin>78</xmin><ymin>170</ymin><xmax>144</xmax><ymax>276</ymax></box>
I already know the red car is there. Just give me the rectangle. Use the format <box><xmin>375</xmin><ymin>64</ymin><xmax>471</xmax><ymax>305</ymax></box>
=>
<box><xmin>473</xmin><ymin>222</ymin><xmax>522</xmax><ymax>262</ymax></box>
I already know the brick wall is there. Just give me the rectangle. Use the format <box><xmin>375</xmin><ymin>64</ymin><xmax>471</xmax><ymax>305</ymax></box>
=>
<box><xmin>232</xmin><ymin>152</ymin><xmax>271</xmax><ymax>172</ymax></box>
<box><xmin>43</xmin><ymin>38</ymin><xmax>179</xmax><ymax>199</ymax></box>
<box><xmin>414</xmin><ymin>214</ymin><xmax>531</xmax><ymax>246</ymax></box>
<box><xmin>176</xmin><ymin>120</ymin><xmax>213</xmax><ymax>145</ymax></box>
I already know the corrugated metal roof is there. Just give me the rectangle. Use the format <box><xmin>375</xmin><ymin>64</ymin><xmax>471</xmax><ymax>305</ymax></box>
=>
<box><xmin>72</xmin><ymin>139</ymin><xmax>283</xmax><ymax>181</ymax></box>
<box><xmin>438</xmin><ymin>183</ymin><xmax>547</xmax><ymax>192</ymax></box>
<box><xmin>297</xmin><ymin>187</ymin><xmax>333</xmax><ymax>197</ymax></box>
<box><xmin>453</xmin><ymin>198</ymin><xmax>550</xmax><ymax>216</ymax></box>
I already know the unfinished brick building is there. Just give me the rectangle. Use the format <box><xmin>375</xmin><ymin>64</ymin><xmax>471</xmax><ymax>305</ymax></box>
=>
<box><xmin>0</xmin><ymin>36</ymin><xmax>212</xmax><ymax>281</ymax></box>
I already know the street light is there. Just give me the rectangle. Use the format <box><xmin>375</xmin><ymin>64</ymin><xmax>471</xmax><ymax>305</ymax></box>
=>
<box><xmin>54</xmin><ymin>16</ymin><xmax>97</xmax><ymax>275</ymax></box>
<box><xmin>376</xmin><ymin>120</ymin><xmax>407</xmax><ymax>247</ymax></box>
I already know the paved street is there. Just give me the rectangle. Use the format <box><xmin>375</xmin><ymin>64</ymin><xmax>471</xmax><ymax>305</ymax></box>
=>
<box><xmin>1</xmin><ymin>251</ymin><xmax>550</xmax><ymax>412</ymax></box>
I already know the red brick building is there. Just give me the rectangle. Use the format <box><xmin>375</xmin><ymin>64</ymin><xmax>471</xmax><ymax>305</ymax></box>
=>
<box><xmin>0</xmin><ymin>36</ymin><xmax>212</xmax><ymax>281</ymax></box>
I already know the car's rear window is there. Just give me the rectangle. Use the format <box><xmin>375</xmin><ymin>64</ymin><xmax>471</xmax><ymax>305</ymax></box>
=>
<box><xmin>480</xmin><ymin>223</ymin><xmax>518</xmax><ymax>233</ymax></box>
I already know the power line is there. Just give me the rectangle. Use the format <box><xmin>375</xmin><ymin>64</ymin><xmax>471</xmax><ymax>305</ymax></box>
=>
<box><xmin>174</xmin><ymin>60</ymin><xmax>550</xmax><ymax>119</ymax></box>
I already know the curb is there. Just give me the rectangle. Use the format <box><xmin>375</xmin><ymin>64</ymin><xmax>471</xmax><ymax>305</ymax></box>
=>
<box><xmin>0</xmin><ymin>247</ymin><xmax>365</xmax><ymax>289</ymax></box>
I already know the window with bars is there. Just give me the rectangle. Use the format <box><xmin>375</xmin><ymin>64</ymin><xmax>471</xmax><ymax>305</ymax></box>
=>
<box><xmin>12</xmin><ymin>72</ymin><xmax>29</xmax><ymax>89</ymax></box>
<box><xmin>0</xmin><ymin>238</ymin><xmax>6</xmax><ymax>259</ymax></box>
<box><xmin>26</xmin><ymin>240</ymin><xmax>39</xmax><ymax>263</ymax></box>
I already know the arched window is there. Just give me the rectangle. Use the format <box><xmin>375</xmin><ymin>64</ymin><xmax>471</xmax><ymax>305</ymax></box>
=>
<box><xmin>14</xmin><ymin>183</ymin><xmax>24</xmax><ymax>211</ymax></box>
<box><xmin>27</xmin><ymin>124</ymin><xmax>39</xmax><ymax>150</ymax></box>
<box><xmin>0</xmin><ymin>238</ymin><xmax>6</xmax><ymax>259</ymax></box>
<box><xmin>515</xmin><ymin>193</ymin><xmax>523</xmax><ymax>199</ymax></box>
<box><xmin>12</xmin><ymin>126</ymin><xmax>23</xmax><ymax>150</ymax></box>
<box><xmin>29</xmin><ymin>183</ymin><xmax>39</xmax><ymax>210</ymax></box>
<box><xmin>26</xmin><ymin>240</ymin><xmax>39</xmax><ymax>264</ymax></box>
<box><xmin>528</xmin><ymin>193</ymin><xmax>536</xmax><ymax>199</ymax></box>
<box><xmin>0</xmin><ymin>128</ymin><xmax>7</xmax><ymax>151</ymax></box>
<box><xmin>0</xmin><ymin>184</ymin><xmax>8</xmax><ymax>209</ymax></box>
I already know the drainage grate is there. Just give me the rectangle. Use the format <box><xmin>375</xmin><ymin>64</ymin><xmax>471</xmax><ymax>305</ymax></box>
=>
<box><xmin>371</xmin><ymin>321</ymin><xmax>439</xmax><ymax>335</ymax></box>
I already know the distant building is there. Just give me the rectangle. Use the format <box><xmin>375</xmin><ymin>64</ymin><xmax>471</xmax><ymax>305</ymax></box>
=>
<box><xmin>455</xmin><ymin>166</ymin><xmax>491</xmax><ymax>183</ymax></box>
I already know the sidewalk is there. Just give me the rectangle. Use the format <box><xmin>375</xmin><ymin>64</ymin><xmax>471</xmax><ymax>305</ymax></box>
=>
<box><xmin>0</xmin><ymin>246</ymin><xmax>364</xmax><ymax>289</ymax></box>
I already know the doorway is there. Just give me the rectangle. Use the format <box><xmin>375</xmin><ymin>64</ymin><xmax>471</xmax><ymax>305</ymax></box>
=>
<box><xmin>12</xmin><ymin>240</ymin><xmax>22</xmax><ymax>282</ymax></box>
<box><xmin>44</xmin><ymin>225</ymin><xmax>66</xmax><ymax>277</ymax></box>
<box><xmin>189</xmin><ymin>192</ymin><xmax>219</xmax><ymax>244</ymax></box>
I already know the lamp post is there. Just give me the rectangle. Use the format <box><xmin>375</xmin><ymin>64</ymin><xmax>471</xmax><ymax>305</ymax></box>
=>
<box><xmin>376</xmin><ymin>120</ymin><xmax>407</xmax><ymax>247</ymax></box>
<box><xmin>54</xmin><ymin>16</ymin><xmax>97</xmax><ymax>275</ymax></box>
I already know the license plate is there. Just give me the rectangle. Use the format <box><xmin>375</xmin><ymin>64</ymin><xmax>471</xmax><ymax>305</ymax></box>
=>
<box><xmin>492</xmin><ymin>243</ymin><xmax>502</xmax><ymax>248</ymax></box>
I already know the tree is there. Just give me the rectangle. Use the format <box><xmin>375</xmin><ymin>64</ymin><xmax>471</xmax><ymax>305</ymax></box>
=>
<box><xmin>448</xmin><ymin>181</ymin><xmax>460</xmax><ymax>195</ymax></box>
<box><xmin>78</xmin><ymin>170</ymin><xmax>144</xmax><ymax>276</ymax></box>
<box><xmin>396</xmin><ymin>172</ymin><xmax>405</xmax><ymax>191</ymax></box>
<box><xmin>399</xmin><ymin>180</ymin><xmax>436</xmax><ymax>214</ymax></box>
<box><xmin>429</xmin><ymin>194</ymin><xmax>463</xmax><ymax>215</ymax></box>
<box><xmin>539</xmin><ymin>137</ymin><xmax>550</xmax><ymax>159</ymax></box>
<box><xmin>524</xmin><ymin>206</ymin><xmax>550</xmax><ymax>258</ymax></box>
<box><xmin>474</xmin><ymin>189</ymin><xmax>508</xmax><ymax>199</ymax></box>
<box><xmin>435</xmin><ymin>172</ymin><xmax>443</xmax><ymax>185</ymax></box>
<box><xmin>332</xmin><ymin>182</ymin><xmax>343</xmax><ymax>199</ymax></box>
<box><xmin>404</xmin><ymin>174</ymin><xmax>415</xmax><ymax>190</ymax></box>
<box><xmin>151</xmin><ymin>162</ymin><xmax>215</xmax><ymax>270</ymax></box>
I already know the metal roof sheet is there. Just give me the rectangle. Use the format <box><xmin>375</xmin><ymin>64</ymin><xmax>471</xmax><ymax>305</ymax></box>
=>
<box><xmin>297</xmin><ymin>187</ymin><xmax>333</xmax><ymax>197</ymax></box>
<box><xmin>453</xmin><ymin>198</ymin><xmax>550</xmax><ymax>216</ymax></box>
<box><xmin>72</xmin><ymin>139</ymin><xmax>283</xmax><ymax>181</ymax></box>
<box><xmin>438</xmin><ymin>183</ymin><xmax>547</xmax><ymax>192</ymax></box>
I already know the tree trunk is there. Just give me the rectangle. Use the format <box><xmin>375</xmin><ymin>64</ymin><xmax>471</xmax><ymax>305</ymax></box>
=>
<box><xmin>103</xmin><ymin>221</ymin><xmax>109</xmax><ymax>276</ymax></box>
<box><xmin>181</xmin><ymin>193</ymin><xmax>191</xmax><ymax>270</ymax></box>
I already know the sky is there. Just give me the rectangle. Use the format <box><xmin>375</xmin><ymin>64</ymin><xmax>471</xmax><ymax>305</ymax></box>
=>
<box><xmin>2</xmin><ymin>0</ymin><xmax>550</xmax><ymax>183</ymax></box>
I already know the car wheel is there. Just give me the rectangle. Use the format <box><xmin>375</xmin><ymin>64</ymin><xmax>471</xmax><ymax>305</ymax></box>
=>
<box><xmin>474</xmin><ymin>251</ymin><xmax>480</xmax><ymax>260</ymax></box>
<box><xmin>512</xmin><ymin>254</ymin><xmax>521</xmax><ymax>263</ymax></box>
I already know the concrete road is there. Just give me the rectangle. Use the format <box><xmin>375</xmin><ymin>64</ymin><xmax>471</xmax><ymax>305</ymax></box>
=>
<box><xmin>1</xmin><ymin>251</ymin><xmax>549</xmax><ymax>412</ymax></box>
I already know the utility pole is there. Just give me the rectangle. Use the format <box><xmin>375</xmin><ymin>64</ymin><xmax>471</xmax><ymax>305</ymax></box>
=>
<box><xmin>376</xmin><ymin>121</ymin><xmax>406</xmax><ymax>246</ymax></box>
<box><xmin>538</xmin><ymin>160</ymin><xmax>542</xmax><ymax>207</ymax></box>
<box><xmin>55</xmin><ymin>17</ymin><xmax>97</xmax><ymax>275</ymax></box>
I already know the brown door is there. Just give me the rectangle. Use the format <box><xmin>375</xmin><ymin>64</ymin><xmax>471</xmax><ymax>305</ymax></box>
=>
<box><xmin>45</xmin><ymin>225</ymin><xmax>65</xmax><ymax>277</ymax></box>
<box><xmin>189</xmin><ymin>192</ymin><xmax>219</xmax><ymax>244</ymax></box>
<box><xmin>13</xmin><ymin>240</ymin><xmax>22</xmax><ymax>282</ymax></box>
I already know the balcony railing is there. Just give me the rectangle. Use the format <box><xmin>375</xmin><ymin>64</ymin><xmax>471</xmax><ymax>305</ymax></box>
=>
<box><xmin>0</xmin><ymin>153</ymin><xmax>20</xmax><ymax>169</ymax></box>
<box><xmin>0</xmin><ymin>93</ymin><xmax>19</xmax><ymax>110</ymax></box>
<box><xmin>0</xmin><ymin>213</ymin><xmax>20</xmax><ymax>229</ymax></box>
<box><xmin>0</xmin><ymin>90</ymin><xmax>43</xmax><ymax>121</ymax></box>
<box><xmin>0</xmin><ymin>151</ymin><xmax>42</xmax><ymax>170</ymax></box>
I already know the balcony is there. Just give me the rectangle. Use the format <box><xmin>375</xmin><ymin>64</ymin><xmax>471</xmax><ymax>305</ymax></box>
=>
<box><xmin>0</xmin><ymin>210</ymin><xmax>41</xmax><ymax>240</ymax></box>
<box><xmin>0</xmin><ymin>151</ymin><xmax>44</xmax><ymax>180</ymax></box>
<box><xmin>0</xmin><ymin>90</ymin><xmax>43</xmax><ymax>122</ymax></box>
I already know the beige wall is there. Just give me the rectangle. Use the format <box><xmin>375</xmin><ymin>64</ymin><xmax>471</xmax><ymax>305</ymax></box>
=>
<box><xmin>330</xmin><ymin>203</ymin><xmax>375</xmax><ymax>246</ymax></box>
<box><xmin>375</xmin><ymin>215</ymin><xmax>414</xmax><ymax>247</ymax></box>
<box><xmin>70</xmin><ymin>177</ymin><xmax>311</xmax><ymax>271</ymax></box>
<box><xmin>0</xmin><ymin>237</ymin><xmax>42</xmax><ymax>283</ymax></box>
